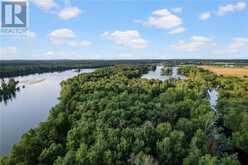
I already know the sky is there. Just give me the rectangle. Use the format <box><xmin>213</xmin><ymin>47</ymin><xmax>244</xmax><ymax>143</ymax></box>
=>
<box><xmin>0</xmin><ymin>0</ymin><xmax>248</xmax><ymax>60</ymax></box>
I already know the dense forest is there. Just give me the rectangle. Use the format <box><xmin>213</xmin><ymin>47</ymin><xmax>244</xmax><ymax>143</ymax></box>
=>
<box><xmin>0</xmin><ymin>65</ymin><xmax>247</xmax><ymax>164</ymax></box>
<box><xmin>0</xmin><ymin>78</ymin><xmax>19</xmax><ymax>103</ymax></box>
<box><xmin>217</xmin><ymin>76</ymin><xmax>248</xmax><ymax>163</ymax></box>
<box><xmin>1</xmin><ymin>60</ymin><xmax>248</xmax><ymax>78</ymax></box>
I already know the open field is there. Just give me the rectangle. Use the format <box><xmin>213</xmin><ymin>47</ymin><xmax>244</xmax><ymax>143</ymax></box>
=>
<box><xmin>201</xmin><ymin>65</ymin><xmax>248</xmax><ymax>77</ymax></box>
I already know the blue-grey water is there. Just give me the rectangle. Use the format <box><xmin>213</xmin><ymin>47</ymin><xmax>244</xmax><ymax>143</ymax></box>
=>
<box><xmin>208</xmin><ymin>88</ymin><xmax>219</xmax><ymax>112</ymax></box>
<box><xmin>142</xmin><ymin>66</ymin><xmax>184</xmax><ymax>80</ymax></box>
<box><xmin>0</xmin><ymin>69</ymin><xmax>95</xmax><ymax>156</ymax></box>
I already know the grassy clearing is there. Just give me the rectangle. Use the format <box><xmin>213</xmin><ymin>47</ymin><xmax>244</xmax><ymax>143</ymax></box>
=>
<box><xmin>200</xmin><ymin>65</ymin><xmax>248</xmax><ymax>77</ymax></box>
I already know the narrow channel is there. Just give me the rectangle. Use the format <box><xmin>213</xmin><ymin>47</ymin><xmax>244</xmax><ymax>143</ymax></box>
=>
<box><xmin>208</xmin><ymin>88</ymin><xmax>219</xmax><ymax>112</ymax></box>
<box><xmin>206</xmin><ymin>87</ymin><xmax>226</xmax><ymax>155</ymax></box>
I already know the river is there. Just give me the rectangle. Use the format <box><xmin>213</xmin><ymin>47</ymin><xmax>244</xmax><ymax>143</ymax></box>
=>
<box><xmin>206</xmin><ymin>88</ymin><xmax>225</xmax><ymax>154</ymax></box>
<box><xmin>141</xmin><ymin>66</ymin><xmax>185</xmax><ymax>80</ymax></box>
<box><xmin>0</xmin><ymin>69</ymin><xmax>95</xmax><ymax>156</ymax></box>
<box><xmin>208</xmin><ymin>88</ymin><xmax>219</xmax><ymax>112</ymax></box>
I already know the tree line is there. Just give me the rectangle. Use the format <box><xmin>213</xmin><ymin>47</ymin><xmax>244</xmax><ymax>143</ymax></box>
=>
<box><xmin>1</xmin><ymin>60</ymin><xmax>248</xmax><ymax>78</ymax></box>
<box><xmin>0</xmin><ymin>60</ymin><xmax>160</xmax><ymax>78</ymax></box>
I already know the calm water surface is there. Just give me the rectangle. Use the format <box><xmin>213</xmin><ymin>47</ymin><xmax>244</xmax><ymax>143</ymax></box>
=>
<box><xmin>208</xmin><ymin>88</ymin><xmax>219</xmax><ymax>112</ymax></box>
<box><xmin>141</xmin><ymin>66</ymin><xmax>185</xmax><ymax>80</ymax></box>
<box><xmin>0</xmin><ymin>69</ymin><xmax>95</xmax><ymax>155</ymax></box>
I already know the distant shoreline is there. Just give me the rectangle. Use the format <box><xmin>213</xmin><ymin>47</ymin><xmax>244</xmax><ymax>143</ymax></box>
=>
<box><xmin>1</xmin><ymin>59</ymin><xmax>248</xmax><ymax>78</ymax></box>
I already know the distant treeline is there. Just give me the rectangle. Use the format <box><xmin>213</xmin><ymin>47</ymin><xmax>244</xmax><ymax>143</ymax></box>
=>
<box><xmin>1</xmin><ymin>59</ymin><xmax>248</xmax><ymax>78</ymax></box>
<box><xmin>0</xmin><ymin>60</ymin><xmax>158</xmax><ymax>78</ymax></box>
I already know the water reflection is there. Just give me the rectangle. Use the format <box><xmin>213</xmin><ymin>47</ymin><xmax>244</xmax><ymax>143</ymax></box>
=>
<box><xmin>142</xmin><ymin>66</ymin><xmax>185</xmax><ymax>81</ymax></box>
<box><xmin>0</xmin><ymin>90</ymin><xmax>18</xmax><ymax>105</ymax></box>
<box><xmin>0</xmin><ymin>79</ymin><xmax>20</xmax><ymax>105</ymax></box>
<box><xmin>208</xmin><ymin>88</ymin><xmax>219</xmax><ymax>112</ymax></box>
<box><xmin>172</xmin><ymin>67</ymin><xmax>185</xmax><ymax>79</ymax></box>
<box><xmin>0</xmin><ymin>69</ymin><xmax>95</xmax><ymax>155</ymax></box>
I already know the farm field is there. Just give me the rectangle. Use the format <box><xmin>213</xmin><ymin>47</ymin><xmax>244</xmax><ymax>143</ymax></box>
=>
<box><xmin>200</xmin><ymin>66</ymin><xmax>248</xmax><ymax>77</ymax></box>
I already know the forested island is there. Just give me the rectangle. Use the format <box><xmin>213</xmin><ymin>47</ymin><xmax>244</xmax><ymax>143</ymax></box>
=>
<box><xmin>161</xmin><ymin>67</ymin><xmax>173</xmax><ymax>76</ymax></box>
<box><xmin>1</xmin><ymin>64</ymin><xmax>247</xmax><ymax>165</ymax></box>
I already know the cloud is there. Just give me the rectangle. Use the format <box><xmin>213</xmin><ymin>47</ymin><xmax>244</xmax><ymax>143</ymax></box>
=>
<box><xmin>0</xmin><ymin>46</ymin><xmax>17</xmax><ymax>59</ymax></box>
<box><xmin>198</xmin><ymin>1</ymin><xmax>246</xmax><ymax>21</ymax></box>
<box><xmin>49</xmin><ymin>28</ymin><xmax>76</xmax><ymax>44</ymax></box>
<box><xmin>136</xmin><ymin>8</ymin><xmax>184</xmax><ymax>34</ymax></box>
<box><xmin>32</xmin><ymin>1</ymin><xmax>82</xmax><ymax>20</ymax></box>
<box><xmin>31</xmin><ymin>0</ymin><xmax>55</xmax><ymax>10</ymax></box>
<box><xmin>168</xmin><ymin>27</ymin><xmax>185</xmax><ymax>34</ymax></box>
<box><xmin>215</xmin><ymin>37</ymin><xmax>248</xmax><ymax>54</ymax></box>
<box><xmin>199</xmin><ymin>12</ymin><xmax>211</xmax><ymax>20</ymax></box>
<box><xmin>169</xmin><ymin>36</ymin><xmax>212</xmax><ymax>52</ymax></box>
<box><xmin>58</xmin><ymin>7</ymin><xmax>82</xmax><ymax>20</ymax></box>
<box><xmin>68</xmin><ymin>40</ymin><xmax>91</xmax><ymax>48</ymax></box>
<box><xmin>217</xmin><ymin>1</ymin><xmax>246</xmax><ymax>16</ymax></box>
<box><xmin>172</xmin><ymin>7</ymin><xmax>183</xmax><ymax>13</ymax></box>
<box><xmin>103</xmin><ymin>30</ymin><xmax>148</xmax><ymax>48</ymax></box>
<box><xmin>212</xmin><ymin>37</ymin><xmax>248</xmax><ymax>56</ymax></box>
<box><xmin>49</xmin><ymin>28</ymin><xmax>91</xmax><ymax>48</ymax></box>
<box><xmin>0</xmin><ymin>46</ymin><xmax>17</xmax><ymax>55</ymax></box>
